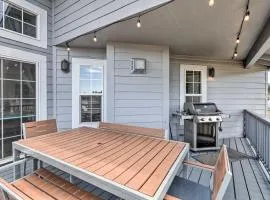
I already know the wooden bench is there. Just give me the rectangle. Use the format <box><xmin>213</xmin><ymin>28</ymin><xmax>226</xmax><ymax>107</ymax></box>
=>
<box><xmin>99</xmin><ymin>122</ymin><xmax>166</xmax><ymax>139</ymax></box>
<box><xmin>0</xmin><ymin>168</ymin><xmax>101</xmax><ymax>200</ymax></box>
<box><xmin>165</xmin><ymin>145</ymin><xmax>232</xmax><ymax>200</ymax></box>
<box><xmin>22</xmin><ymin>119</ymin><xmax>57</xmax><ymax>139</ymax></box>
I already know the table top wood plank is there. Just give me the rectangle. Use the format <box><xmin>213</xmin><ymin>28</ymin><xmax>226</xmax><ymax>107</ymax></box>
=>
<box><xmin>19</xmin><ymin>127</ymin><xmax>86</xmax><ymax>144</ymax></box>
<box><xmin>18</xmin><ymin>128</ymin><xmax>91</xmax><ymax>150</ymax></box>
<box><xmin>139</xmin><ymin>143</ymin><xmax>185</xmax><ymax>196</ymax></box>
<box><xmin>14</xmin><ymin>127</ymin><xmax>188</xmax><ymax>200</ymax></box>
<box><xmin>65</xmin><ymin>133</ymin><xmax>132</xmax><ymax>163</ymax></box>
<box><xmin>94</xmin><ymin>138</ymin><xmax>155</xmax><ymax>176</ymax></box>
<box><xmin>103</xmin><ymin>139</ymin><xmax>162</xmax><ymax>181</ymax></box>
<box><xmin>25</xmin><ymin>130</ymin><xmax>102</xmax><ymax>156</ymax></box>
<box><xmin>79</xmin><ymin>136</ymin><xmax>141</xmax><ymax>169</ymax></box>
<box><xmin>19</xmin><ymin>127</ymin><xmax>88</xmax><ymax>144</ymax></box>
<box><xmin>125</xmin><ymin>142</ymin><xmax>177</xmax><ymax>190</ymax></box>
<box><xmin>87</xmin><ymin>137</ymin><xmax>149</xmax><ymax>172</ymax></box>
<box><xmin>43</xmin><ymin>131</ymin><xmax>110</xmax><ymax>154</ymax></box>
<box><xmin>48</xmin><ymin>132</ymin><xmax>123</xmax><ymax>158</ymax></box>
<box><xmin>112</xmin><ymin>141</ymin><xmax>169</xmax><ymax>185</ymax></box>
<box><xmin>68</xmin><ymin>134</ymin><xmax>136</xmax><ymax>166</ymax></box>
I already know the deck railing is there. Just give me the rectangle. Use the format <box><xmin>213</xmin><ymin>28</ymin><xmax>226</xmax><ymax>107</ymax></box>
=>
<box><xmin>243</xmin><ymin>110</ymin><xmax>270</xmax><ymax>175</ymax></box>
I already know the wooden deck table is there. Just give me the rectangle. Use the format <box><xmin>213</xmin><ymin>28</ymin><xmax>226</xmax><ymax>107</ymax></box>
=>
<box><xmin>12</xmin><ymin>127</ymin><xmax>189</xmax><ymax>200</ymax></box>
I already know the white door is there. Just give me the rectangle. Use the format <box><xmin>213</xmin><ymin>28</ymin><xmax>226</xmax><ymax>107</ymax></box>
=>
<box><xmin>72</xmin><ymin>58</ymin><xmax>106</xmax><ymax>128</ymax></box>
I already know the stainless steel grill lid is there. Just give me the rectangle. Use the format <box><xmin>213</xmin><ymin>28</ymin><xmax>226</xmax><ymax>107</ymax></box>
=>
<box><xmin>184</xmin><ymin>102</ymin><xmax>222</xmax><ymax>116</ymax></box>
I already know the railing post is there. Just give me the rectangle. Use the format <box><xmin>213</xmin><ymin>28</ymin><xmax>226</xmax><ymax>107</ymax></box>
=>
<box><xmin>243</xmin><ymin>110</ymin><xmax>246</xmax><ymax>137</ymax></box>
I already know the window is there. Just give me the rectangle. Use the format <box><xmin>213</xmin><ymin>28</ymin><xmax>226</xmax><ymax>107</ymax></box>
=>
<box><xmin>0</xmin><ymin>1</ymin><xmax>37</xmax><ymax>38</ymax></box>
<box><xmin>180</xmin><ymin>65</ymin><xmax>207</xmax><ymax>111</ymax></box>
<box><xmin>0</xmin><ymin>58</ymin><xmax>36</xmax><ymax>158</ymax></box>
<box><xmin>0</xmin><ymin>0</ymin><xmax>47</xmax><ymax>48</ymax></box>
<box><xmin>80</xmin><ymin>65</ymin><xmax>103</xmax><ymax>123</ymax></box>
<box><xmin>185</xmin><ymin>70</ymin><xmax>202</xmax><ymax>103</ymax></box>
<box><xmin>72</xmin><ymin>59</ymin><xmax>106</xmax><ymax>128</ymax></box>
<box><xmin>0</xmin><ymin>45</ymin><xmax>47</xmax><ymax>161</ymax></box>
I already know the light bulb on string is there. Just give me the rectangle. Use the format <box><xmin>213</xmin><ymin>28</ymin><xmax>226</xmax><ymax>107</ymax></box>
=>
<box><xmin>233</xmin><ymin>51</ymin><xmax>238</xmax><ymax>58</ymax></box>
<box><xmin>236</xmin><ymin>36</ymin><xmax>240</xmax><ymax>44</ymax></box>
<box><xmin>209</xmin><ymin>0</ymin><xmax>214</xmax><ymax>7</ymax></box>
<box><xmin>137</xmin><ymin>17</ymin><xmax>141</xmax><ymax>28</ymax></box>
<box><xmin>66</xmin><ymin>42</ymin><xmax>71</xmax><ymax>51</ymax></box>
<box><xmin>244</xmin><ymin>10</ymin><xmax>250</xmax><ymax>21</ymax></box>
<box><xmin>93</xmin><ymin>33</ymin><xmax>98</xmax><ymax>42</ymax></box>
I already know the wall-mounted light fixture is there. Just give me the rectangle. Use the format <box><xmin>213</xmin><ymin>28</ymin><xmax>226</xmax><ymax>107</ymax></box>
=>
<box><xmin>61</xmin><ymin>59</ymin><xmax>70</xmax><ymax>73</ymax></box>
<box><xmin>208</xmin><ymin>67</ymin><xmax>215</xmax><ymax>78</ymax></box>
<box><xmin>131</xmin><ymin>58</ymin><xmax>146</xmax><ymax>74</ymax></box>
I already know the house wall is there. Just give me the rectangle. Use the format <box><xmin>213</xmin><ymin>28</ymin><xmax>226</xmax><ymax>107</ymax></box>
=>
<box><xmin>54</xmin><ymin>43</ymin><xmax>169</xmax><ymax>131</ymax></box>
<box><xmin>169</xmin><ymin>58</ymin><xmax>267</xmax><ymax>139</ymax></box>
<box><xmin>0</xmin><ymin>0</ymin><xmax>53</xmax><ymax>119</ymax></box>
<box><xmin>54</xmin><ymin>47</ymin><xmax>106</xmax><ymax>130</ymax></box>
<box><xmin>53</xmin><ymin>0</ymin><xmax>171</xmax><ymax>45</ymax></box>
<box><xmin>106</xmin><ymin>43</ymin><xmax>170</xmax><ymax>130</ymax></box>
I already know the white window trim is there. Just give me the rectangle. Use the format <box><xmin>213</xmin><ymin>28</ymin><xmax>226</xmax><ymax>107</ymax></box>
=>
<box><xmin>0</xmin><ymin>0</ymin><xmax>47</xmax><ymax>49</ymax></box>
<box><xmin>180</xmin><ymin>64</ymin><xmax>207</xmax><ymax>112</ymax></box>
<box><xmin>72</xmin><ymin>58</ymin><xmax>107</xmax><ymax>128</ymax></box>
<box><xmin>0</xmin><ymin>45</ymin><xmax>47</xmax><ymax>120</ymax></box>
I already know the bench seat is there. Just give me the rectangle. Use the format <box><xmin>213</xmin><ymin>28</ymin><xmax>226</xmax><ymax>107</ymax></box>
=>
<box><xmin>0</xmin><ymin>168</ymin><xmax>101</xmax><ymax>200</ymax></box>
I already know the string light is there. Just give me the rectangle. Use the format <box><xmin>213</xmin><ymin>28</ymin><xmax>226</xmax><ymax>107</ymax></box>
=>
<box><xmin>93</xmin><ymin>33</ymin><xmax>98</xmax><ymax>42</ymax></box>
<box><xmin>244</xmin><ymin>10</ymin><xmax>250</xmax><ymax>21</ymax></box>
<box><xmin>232</xmin><ymin>0</ymin><xmax>250</xmax><ymax>59</ymax></box>
<box><xmin>66</xmin><ymin>42</ymin><xmax>70</xmax><ymax>51</ymax></box>
<box><xmin>137</xmin><ymin>17</ymin><xmax>141</xmax><ymax>28</ymax></box>
<box><xmin>236</xmin><ymin>36</ymin><xmax>240</xmax><ymax>44</ymax></box>
<box><xmin>209</xmin><ymin>0</ymin><xmax>214</xmax><ymax>7</ymax></box>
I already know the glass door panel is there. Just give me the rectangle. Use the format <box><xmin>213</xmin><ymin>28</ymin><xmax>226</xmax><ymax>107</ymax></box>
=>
<box><xmin>79</xmin><ymin>63</ymin><xmax>103</xmax><ymax>125</ymax></box>
<box><xmin>0</xmin><ymin>58</ymin><xmax>36</xmax><ymax>158</ymax></box>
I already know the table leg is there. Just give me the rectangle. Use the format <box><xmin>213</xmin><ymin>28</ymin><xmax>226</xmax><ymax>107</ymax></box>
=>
<box><xmin>70</xmin><ymin>175</ymin><xmax>74</xmax><ymax>184</ymax></box>
<box><xmin>39</xmin><ymin>160</ymin><xmax>44</xmax><ymax>168</ymax></box>
<box><xmin>181</xmin><ymin>152</ymin><xmax>190</xmax><ymax>179</ymax></box>
<box><xmin>33</xmin><ymin>159</ymin><xmax>38</xmax><ymax>171</ymax></box>
<box><xmin>13</xmin><ymin>148</ymin><xmax>21</xmax><ymax>181</ymax></box>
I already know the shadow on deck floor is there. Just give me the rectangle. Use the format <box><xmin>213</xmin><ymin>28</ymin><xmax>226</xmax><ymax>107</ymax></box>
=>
<box><xmin>0</xmin><ymin>137</ymin><xmax>269</xmax><ymax>200</ymax></box>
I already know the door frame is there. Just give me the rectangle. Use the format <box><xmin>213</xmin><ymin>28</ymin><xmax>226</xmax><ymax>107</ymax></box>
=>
<box><xmin>72</xmin><ymin>58</ymin><xmax>107</xmax><ymax>128</ymax></box>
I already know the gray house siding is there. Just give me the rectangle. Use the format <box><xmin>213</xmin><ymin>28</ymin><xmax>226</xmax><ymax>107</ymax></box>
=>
<box><xmin>54</xmin><ymin>43</ymin><xmax>170</xmax><ymax>131</ymax></box>
<box><xmin>106</xmin><ymin>43</ymin><xmax>169</xmax><ymax>130</ymax></box>
<box><xmin>54</xmin><ymin>47</ymin><xmax>106</xmax><ymax>130</ymax></box>
<box><xmin>53</xmin><ymin>0</ymin><xmax>171</xmax><ymax>45</ymax></box>
<box><xmin>0</xmin><ymin>0</ymin><xmax>53</xmax><ymax>119</ymax></box>
<box><xmin>169</xmin><ymin>58</ymin><xmax>267</xmax><ymax>139</ymax></box>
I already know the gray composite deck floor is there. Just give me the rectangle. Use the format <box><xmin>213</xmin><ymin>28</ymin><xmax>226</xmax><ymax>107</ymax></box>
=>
<box><xmin>0</xmin><ymin>137</ymin><xmax>269</xmax><ymax>200</ymax></box>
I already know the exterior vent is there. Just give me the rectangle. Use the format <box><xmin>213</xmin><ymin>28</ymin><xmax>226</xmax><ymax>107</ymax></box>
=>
<box><xmin>131</xmin><ymin>58</ymin><xmax>146</xmax><ymax>74</ymax></box>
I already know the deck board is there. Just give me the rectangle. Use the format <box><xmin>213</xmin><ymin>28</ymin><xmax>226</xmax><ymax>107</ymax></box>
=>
<box><xmin>229</xmin><ymin>138</ymin><xmax>250</xmax><ymax>200</ymax></box>
<box><xmin>235</xmin><ymin>138</ymin><xmax>264</xmax><ymax>200</ymax></box>
<box><xmin>1</xmin><ymin>137</ymin><xmax>269</xmax><ymax>200</ymax></box>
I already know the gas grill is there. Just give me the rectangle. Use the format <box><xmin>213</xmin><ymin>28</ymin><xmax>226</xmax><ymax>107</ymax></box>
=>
<box><xmin>180</xmin><ymin>102</ymin><xmax>229</xmax><ymax>151</ymax></box>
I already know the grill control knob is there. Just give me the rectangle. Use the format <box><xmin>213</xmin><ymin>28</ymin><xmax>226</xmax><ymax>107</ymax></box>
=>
<box><xmin>208</xmin><ymin>118</ymin><xmax>212</xmax><ymax>121</ymax></box>
<box><xmin>200</xmin><ymin>118</ymin><xmax>205</xmax><ymax>122</ymax></box>
<box><xmin>216</xmin><ymin>118</ymin><xmax>220</xmax><ymax>121</ymax></box>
